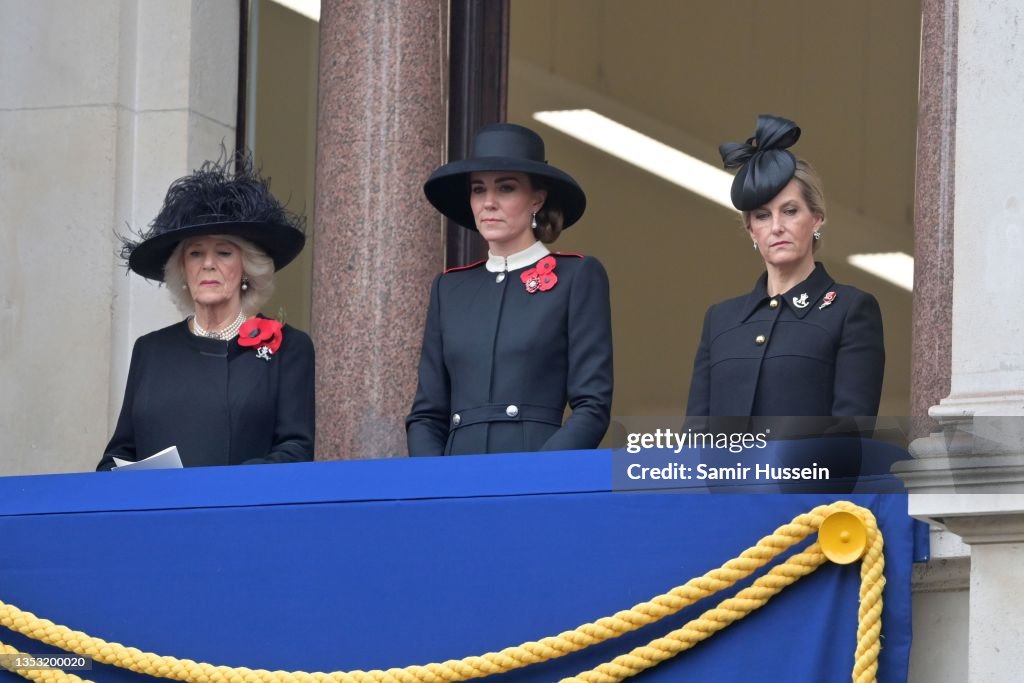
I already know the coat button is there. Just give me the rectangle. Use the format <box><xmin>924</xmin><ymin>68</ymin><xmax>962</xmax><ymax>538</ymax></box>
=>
<box><xmin>755</xmin><ymin>334</ymin><xmax>767</xmax><ymax>345</ymax></box>
<box><xmin>506</xmin><ymin>404</ymin><xmax>520</xmax><ymax>417</ymax></box>
<box><xmin>452</xmin><ymin>413</ymin><xmax>461</xmax><ymax>426</ymax></box>
<box><xmin>769</xmin><ymin>298</ymin><xmax>779</xmax><ymax>309</ymax></box>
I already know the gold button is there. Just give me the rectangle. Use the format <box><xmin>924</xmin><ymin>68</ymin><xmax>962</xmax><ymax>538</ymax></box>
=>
<box><xmin>769</xmin><ymin>299</ymin><xmax>779</xmax><ymax>309</ymax></box>
<box><xmin>755</xmin><ymin>334</ymin><xmax>766</xmax><ymax>345</ymax></box>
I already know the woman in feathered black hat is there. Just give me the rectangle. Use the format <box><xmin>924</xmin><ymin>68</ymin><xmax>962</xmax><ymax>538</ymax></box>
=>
<box><xmin>685</xmin><ymin>114</ymin><xmax>884</xmax><ymax>418</ymax></box>
<box><xmin>96</xmin><ymin>154</ymin><xmax>314</xmax><ymax>469</ymax></box>
<box><xmin>406</xmin><ymin>123</ymin><xmax>613</xmax><ymax>456</ymax></box>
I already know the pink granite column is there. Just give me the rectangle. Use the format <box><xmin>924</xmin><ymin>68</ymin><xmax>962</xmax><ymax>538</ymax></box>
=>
<box><xmin>910</xmin><ymin>0</ymin><xmax>957</xmax><ymax>430</ymax></box>
<box><xmin>312</xmin><ymin>0</ymin><xmax>447</xmax><ymax>459</ymax></box>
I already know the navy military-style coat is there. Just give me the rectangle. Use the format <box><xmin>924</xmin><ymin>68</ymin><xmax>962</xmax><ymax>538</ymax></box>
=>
<box><xmin>686</xmin><ymin>263</ymin><xmax>884</xmax><ymax>417</ymax></box>
<box><xmin>406</xmin><ymin>248</ymin><xmax>613</xmax><ymax>456</ymax></box>
<box><xmin>98</xmin><ymin>319</ymin><xmax>315</xmax><ymax>470</ymax></box>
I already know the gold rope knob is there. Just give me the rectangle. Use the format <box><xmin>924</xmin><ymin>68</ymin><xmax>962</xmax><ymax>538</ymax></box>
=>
<box><xmin>819</xmin><ymin>510</ymin><xmax>868</xmax><ymax>564</ymax></box>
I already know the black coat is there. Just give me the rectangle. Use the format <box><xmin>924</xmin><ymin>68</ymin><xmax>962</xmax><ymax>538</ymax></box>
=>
<box><xmin>98</xmin><ymin>319</ymin><xmax>315</xmax><ymax>470</ymax></box>
<box><xmin>406</xmin><ymin>253</ymin><xmax>613</xmax><ymax>455</ymax></box>
<box><xmin>686</xmin><ymin>263</ymin><xmax>884</xmax><ymax>417</ymax></box>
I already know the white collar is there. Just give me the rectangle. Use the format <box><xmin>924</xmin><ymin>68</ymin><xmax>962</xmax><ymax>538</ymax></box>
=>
<box><xmin>485</xmin><ymin>241</ymin><xmax>550</xmax><ymax>272</ymax></box>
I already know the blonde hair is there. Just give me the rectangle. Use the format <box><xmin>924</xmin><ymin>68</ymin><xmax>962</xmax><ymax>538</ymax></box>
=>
<box><xmin>163</xmin><ymin>234</ymin><xmax>275</xmax><ymax>316</ymax></box>
<box><xmin>742</xmin><ymin>159</ymin><xmax>827</xmax><ymax>252</ymax></box>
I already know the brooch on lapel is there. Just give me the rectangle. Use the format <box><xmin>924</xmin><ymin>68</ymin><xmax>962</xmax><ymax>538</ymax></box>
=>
<box><xmin>792</xmin><ymin>293</ymin><xmax>810</xmax><ymax>309</ymax></box>
<box><xmin>238</xmin><ymin>318</ymin><xmax>284</xmax><ymax>361</ymax></box>
<box><xmin>819</xmin><ymin>291</ymin><xmax>837</xmax><ymax>310</ymax></box>
<box><xmin>521</xmin><ymin>255</ymin><xmax>558</xmax><ymax>294</ymax></box>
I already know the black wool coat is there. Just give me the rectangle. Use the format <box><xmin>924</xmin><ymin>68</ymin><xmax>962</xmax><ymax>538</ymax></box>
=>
<box><xmin>406</xmin><ymin>253</ymin><xmax>613</xmax><ymax>456</ymax></box>
<box><xmin>97</xmin><ymin>319</ymin><xmax>315</xmax><ymax>470</ymax></box>
<box><xmin>686</xmin><ymin>263</ymin><xmax>885</xmax><ymax>417</ymax></box>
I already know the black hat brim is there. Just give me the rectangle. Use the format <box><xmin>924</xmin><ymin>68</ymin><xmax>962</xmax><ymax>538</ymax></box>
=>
<box><xmin>423</xmin><ymin>157</ymin><xmax>586</xmax><ymax>231</ymax></box>
<box><xmin>127</xmin><ymin>221</ymin><xmax>306</xmax><ymax>282</ymax></box>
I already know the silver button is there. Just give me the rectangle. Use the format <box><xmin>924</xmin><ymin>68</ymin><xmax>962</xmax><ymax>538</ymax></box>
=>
<box><xmin>452</xmin><ymin>413</ymin><xmax>461</xmax><ymax>426</ymax></box>
<box><xmin>769</xmin><ymin>298</ymin><xmax>779</xmax><ymax>309</ymax></box>
<box><xmin>755</xmin><ymin>334</ymin><xmax>766</xmax><ymax>345</ymax></box>
<box><xmin>495</xmin><ymin>272</ymin><xmax>506</xmax><ymax>283</ymax></box>
<box><xmin>505</xmin><ymin>405</ymin><xmax>519</xmax><ymax>418</ymax></box>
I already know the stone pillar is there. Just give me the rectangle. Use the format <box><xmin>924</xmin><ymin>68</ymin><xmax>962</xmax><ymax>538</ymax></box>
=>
<box><xmin>899</xmin><ymin>0</ymin><xmax>1024</xmax><ymax>489</ymax></box>
<box><xmin>0</xmin><ymin>0</ymin><xmax>238</xmax><ymax>475</ymax></box>
<box><xmin>908</xmin><ymin>498</ymin><xmax>1024</xmax><ymax>681</ymax></box>
<box><xmin>910</xmin><ymin>0</ymin><xmax>956</xmax><ymax>431</ymax></box>
<box><xmin>940</xmin><ymin>0</ymin><xmax>1024</xmax><ymax>419</ymax></box>
<box><xmin>898</xmin><ymin>0</ymin><xmax>1024</xmax><ymax>680</ymax></box>
<box><xmin>312</xmin><ymin>0</ymin><xmax>447</xmax><ymax>459</ymax></box>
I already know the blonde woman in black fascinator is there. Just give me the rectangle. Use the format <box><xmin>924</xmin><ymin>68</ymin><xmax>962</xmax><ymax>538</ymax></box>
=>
<box><xmin>686</xmin><ymin>115</ymin><xmax>884</xmax><ymax>420</ymax></box>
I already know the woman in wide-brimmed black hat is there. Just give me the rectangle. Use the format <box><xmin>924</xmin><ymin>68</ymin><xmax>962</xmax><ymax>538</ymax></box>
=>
<box><xmin>406</xmin><ymin>123</ymin><xmax>613</xmax><ymax>456</ymax></box>
<box><xmin>685</xmin><ymin>114</ymin><xmax>884</xmax><ymax>419</ymax></box>
<box><xmin>97</xmin><ymin>153</ymin><xmax>315</xmax><ymax>470</ymax></box>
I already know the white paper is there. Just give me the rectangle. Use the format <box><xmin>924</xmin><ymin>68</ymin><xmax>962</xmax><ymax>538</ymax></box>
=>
<box><xmin>112</xmin><ymin>445</ymin><xmax>183</xmax><ymax>471</ymax></box>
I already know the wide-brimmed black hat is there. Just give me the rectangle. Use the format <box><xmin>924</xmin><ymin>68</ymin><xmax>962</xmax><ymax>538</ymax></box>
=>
<box><xmin>423</xmin><ymin>123</ymin><xmax>586</xmax><ymax>231</ymax></box>
<box><xmin>719</xmin><ymin>114</ymin><xmax>802</xmax><ymax>211</ymax></box>
<box><xmin>121</xmin><ymin>153</ymin><xmax>306</xmax><ymax>281</ymax></box>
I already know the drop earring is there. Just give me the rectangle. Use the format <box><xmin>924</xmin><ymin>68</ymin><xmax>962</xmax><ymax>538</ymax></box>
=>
<box><xmin>241</xmin><ymin>275</ymin><xmax>249</xmax><ymax>291</ymax></box>
<box><xmin>752</xmin><ymin>242</ymin><xmax>759</xmax><ymax>251</ymax></box>
<box><xmin>531</xmin><ymin>213</ymin><xmax>538</xmax><ymax>231</ymax></box>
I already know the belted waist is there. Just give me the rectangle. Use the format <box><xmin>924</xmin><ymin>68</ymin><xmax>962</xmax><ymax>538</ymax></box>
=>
<box><xmin>450</xmin><ymin>404</ymin><xmax>564</xmax><ymax>429</ymax></box>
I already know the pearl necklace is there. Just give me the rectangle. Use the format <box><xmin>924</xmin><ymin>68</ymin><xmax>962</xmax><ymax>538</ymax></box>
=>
<box><xmin>192</xmin><ymin>310</ymin><xmax>247</xmax><ymax>340</ymax></box>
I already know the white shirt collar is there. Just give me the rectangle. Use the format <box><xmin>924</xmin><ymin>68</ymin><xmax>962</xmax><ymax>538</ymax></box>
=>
<box><xmin>485</xmin><ymin>241</ymin><xmax>550</xmax><ymax>273</ymax></box>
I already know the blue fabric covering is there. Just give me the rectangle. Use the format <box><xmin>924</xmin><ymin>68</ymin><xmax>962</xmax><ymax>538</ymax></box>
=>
<box><xmin>0</xmin><ymin>451</ymin><xmax>918</xmax><ymax>682</ymax></box>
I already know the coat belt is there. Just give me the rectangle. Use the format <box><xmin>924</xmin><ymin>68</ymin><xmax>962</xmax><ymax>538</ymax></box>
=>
<box><xmin>450</xmin><ymin>404</ymin><xmax>563</xmax><ymax>429</ymax></box>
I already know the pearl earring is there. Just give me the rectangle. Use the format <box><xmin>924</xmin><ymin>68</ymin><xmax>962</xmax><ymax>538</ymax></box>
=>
<box><xmin>241</xmin><ymin>276</ymin><xmax>249</xmax><ymax>291</ymax></box>
<box><xmin>531</xmin><ymin>213</ymin><xmax>538</xmax><ymax>231</ymax></box>
<box><xmin>752</xmin><ymin>242</ymin><xmax>759</xmax><ymax>251</ymax></box>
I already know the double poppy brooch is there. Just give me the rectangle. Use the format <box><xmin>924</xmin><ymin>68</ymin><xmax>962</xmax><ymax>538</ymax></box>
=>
<box><xmin>520</xmin><ymin>255</ymin><xmax>558</xmax><ymax>294</ymax></box>
<box><xmin>238</xmin><ymin>318</ymin><xmax>284</xmax><ymax>361</ymax></box>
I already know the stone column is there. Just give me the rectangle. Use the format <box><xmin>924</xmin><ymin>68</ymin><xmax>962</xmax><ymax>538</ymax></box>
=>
<box><xmin>908</xmin><ymin>498</ymin><xmax>1024</xmax><ymax>681</ymax></box>
<box><xmin>0</xmin><ymin>0</ymin><xmax>238</xmax><ymax>475</ymax></box>
<box><xmin>899</xmin><ymin>0</ymin><xmax>1024</xmax><ymax>488</ymax></box>
<box><xmin>312</xmin><ymin>0</ymin><xmax>447</xmax><ymax>459</ymax></box>
<box><xmin>898</xmin><ymin>0</ymin><xmax>1024</xmax><ymax>680</ymax></box>
<box><xmin>910</xmin><ymin>0</ymin><xmax>956</xmax><ymax>431</ymax></box>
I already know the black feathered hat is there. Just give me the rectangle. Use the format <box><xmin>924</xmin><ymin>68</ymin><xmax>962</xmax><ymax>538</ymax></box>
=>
<box><xmin>423</xmin><ymin>123</ymin><xmax>586</xmax><ymax>231</ymax></box>
<box><xmin>120</xmin><ymin>152</ymin><xmax>306</xmax><ymax>282</ymax></box>
<box><xmin>719</xmin><ymin>114</ymin><xmax>802</xmax><ymax>211</ymax></box>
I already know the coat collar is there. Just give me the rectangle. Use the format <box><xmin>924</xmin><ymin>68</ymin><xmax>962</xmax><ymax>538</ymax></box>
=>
<box><xmin>178</xmin><ymin>315</ymin><xmax>273</xmax><ymax>359</ymax></box>
<box><xmin>485</xmin><ymin>241</ymin><xmax>550</xmax><ymax>273</ymax></box>
<box><xmin>740</xmin><ymin>262</ymin><xmax>836</xmax><ymax>321</ymax></box>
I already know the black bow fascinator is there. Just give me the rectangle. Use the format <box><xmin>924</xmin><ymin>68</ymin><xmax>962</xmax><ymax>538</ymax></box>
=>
<box><xmin>119</xmin><ymin>151</ymin><xmax>306</xmax><ymax>281</ymax></box>
<box><xmin>719</xmin><ymin>114</ymin><xmax>802</xmax><ymax>211</ymax></box>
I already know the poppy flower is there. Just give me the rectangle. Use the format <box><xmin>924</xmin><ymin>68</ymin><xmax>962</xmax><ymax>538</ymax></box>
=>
<box><xmin>520</xmin><ymin>256</ymin><xmax>558</xmax><ymax>294</ymax></box>
<box><xmin>238</xmin><ymin>318</ymin><xmax>284</xmax><ymax>355</ymax></box>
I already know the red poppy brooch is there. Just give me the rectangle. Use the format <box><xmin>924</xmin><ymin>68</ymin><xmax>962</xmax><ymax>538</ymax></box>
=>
<box><xmin>520</xmin><ymin>255</ymin><xmax>558</xmax><ymax>294</ymax></box>
<box><xmin>238</xmin><ymin>318</ymin><xmax>283</xmax><ymax>361</ymax></box>
<box><xmin>819</xmin><ymin>291</ymin><xmax>838</xmax><ymax>310</ymax></box>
